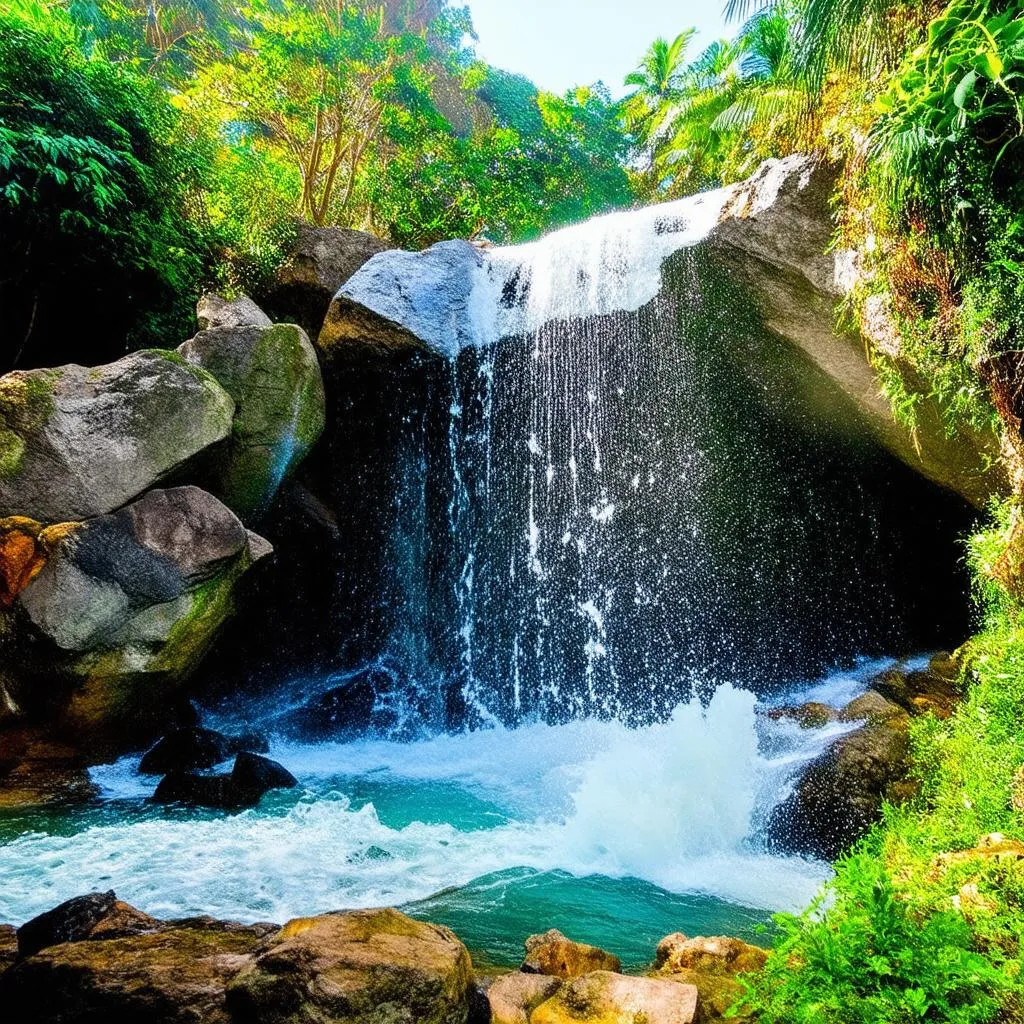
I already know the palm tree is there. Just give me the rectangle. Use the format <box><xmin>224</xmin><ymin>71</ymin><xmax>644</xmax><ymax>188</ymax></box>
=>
<box><xmin>623</xmin><ymin>30</ymin><xmax>698</xmax><ymax>145</ymax></box>
<box><xmin>722</xmin><ymin>0</ymin><xmax>943</xmax><ymax>90</ymax></box>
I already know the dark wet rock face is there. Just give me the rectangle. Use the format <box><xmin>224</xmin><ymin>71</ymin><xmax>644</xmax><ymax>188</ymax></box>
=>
<box><xmin>139</xmin><ymin>727</ymin><xmax>269</xmax><ymax>775</ymax></box>
<box><xmin>13</xmin><ymin>891</ymin><xmax>159</xmax><ymax>959</ymax></box>
<box><xmin>140</xmin><ymin>727</ymin><xmax>234</xmax><ymax>775</ymax></box>
<box><xmin>274</xmin><ymin>666</ymin><xmax>402</xmax><ymax>739</ymax></box>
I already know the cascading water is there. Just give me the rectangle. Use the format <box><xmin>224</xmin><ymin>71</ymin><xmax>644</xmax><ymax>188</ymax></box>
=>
<box><xmin>428</xmin><ymin>195</ymin><xmax>972</xmax><ymax>725</ymax></box>
<box><xmin>0</xmin><ymin>191</ymin><xmax>977</xmax><ymax>963</ymax></box>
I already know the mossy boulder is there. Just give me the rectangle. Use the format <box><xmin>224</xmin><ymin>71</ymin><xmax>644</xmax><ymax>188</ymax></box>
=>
<box><xmin>1</xmin><ymin>486</ymin><xmax>271</xmax><ymax>751</ymax></box>
<box><xmin>226</xmin><ymin>908</ymin><xmax>477</xmax><ymax>1024</ymax></box>
<box><xmin>0</xmin><ymin>351</ymin><xmax>235</xmax><ymax>523</ymax></box>
<box><xmin>531</xmin><ymin>971</ymin><xmax>699</xmax><ymax>1024</ymax></box>
<box><xmin>179</xmin><ymin>309</ymin><xmax>326</xmax><ymax>523</ymax></box>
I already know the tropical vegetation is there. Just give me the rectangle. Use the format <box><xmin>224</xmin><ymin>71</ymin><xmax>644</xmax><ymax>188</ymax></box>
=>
<box><xmin>0</xmin><ymin>0</ymin><xmax>631</xmax><ymax>370</ymax></box>
<box><xmin>6</xmin><ymin>0</ymin><xmax>1024</xmax><ymax>1018</ymax></box>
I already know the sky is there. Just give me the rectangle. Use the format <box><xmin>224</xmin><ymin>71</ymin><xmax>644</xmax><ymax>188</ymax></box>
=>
<box><xmin>466</xmin><ymin>1</ymin><xmax>733</xmax><ymax>97</ymax></box>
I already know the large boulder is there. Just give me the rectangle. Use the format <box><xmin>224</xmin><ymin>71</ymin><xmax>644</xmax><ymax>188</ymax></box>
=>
<box><xmin>531</xmin><ymin>971</ymin><xmax>699</xmax><ymax>1024</ymax></box>
<box><xmin>522</xmin><ymin>929</ymin><xmax>622</xmax><ymax>980</ymax></box>
<box><xmin>0</xmin><ymin>351</ymin><xmax>235</xmax><ymax>523</ymax></box>
<box><xmin>226</xmin><ymin>908</ymin><xmax>477</xmax><ymax>1023</ymax></box>
<box><xmin>770</xmin><ymin>696</ymin><xmax>912</xmax><ymax>859</ymax></box>
<box><xmin>319</xmin><ymin>240</ymin><xmax>485</xmax><ymax>359</ymax></box>
<box><xmin>0</xmin><ymin>914</ymin><xmax>274</xmax><ymax>1024</ymax></box>
<box><xmin>179</xmin><ymin>308</ymin><xmax>326</xmax><ymax>523</ymax></box>
<box><xmin>261</xmin><ymin>225</ymin><xmax>389</xmax><ymax>338</ymax></box>
<box><xmin>705</xmin><ymin>155</ymin><xmax>1003</xmax><ymax>506</ymax></box>
<box><xmin>0</xmin><ymin>487</ymin><xmax>271</xmax><ymax>748</ymax></box>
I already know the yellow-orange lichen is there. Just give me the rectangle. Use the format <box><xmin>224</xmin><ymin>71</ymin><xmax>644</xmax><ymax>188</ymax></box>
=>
<box><xmin>0</xmin><ymin>518</ymin><xmax>46</xmax><ymax>606</ymax></box>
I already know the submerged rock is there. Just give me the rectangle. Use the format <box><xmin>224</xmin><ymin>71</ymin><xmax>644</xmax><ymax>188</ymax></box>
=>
<box><xmin>179</xmin><ymin>309</ymin><xmax>326</xmax><ymax>523</ymax></box>
<box><xmin>319</xmin><ymin>239</ymin><xmax>484</xmax><ymax>358</ymax></box>
<box><xmin>261</xmin><ymin>225</ymin><xmax>389</xmax><ymax>339</ymax></box>
<box><xmin>140</xmin><ymin>727</ymin><xmax>233</xmax><ymax>774</ymax></box>
<box><xmin>531</xmin><ymin>971</ymin><xmax>699</xmax><ymax>1024</ymax></box>
<box><xmin>139</xmin><ymin>727</ymin><xmax>269</xmax><ymax>775</ymax></box>
<box><xmin>522</xmin><ymin>929</ymin><xmax>622</xmax><ymax>980</ymax></box>
<box><xmin>0</xmin><ymin>351</ymin><xmax>235</xmax><ymax>523</ymax></box>
<box><xmin>226</xmin><ymin>908</ymin><xmax>477</xmax><ymax>1024</ymax></box>
<box><xmin>152</xmin><ymin>752</ymin><xmax>297</xmax><ymax>810</ymax></box>
<box><xmin>230</xmin><ymin>751</ymin><xmax>298</xmax><ymax>805</ymax></box>
<box><xmin>488</xmin><ymin>972</ymin><xmax>562</xmax><ymax>1024</ymax></box>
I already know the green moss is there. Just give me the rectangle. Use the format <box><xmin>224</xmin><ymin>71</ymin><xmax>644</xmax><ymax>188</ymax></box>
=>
<box><xmin>0</xmin><ymin>370</ymin><xmax>57</xmax><ymax>478</ymax></box>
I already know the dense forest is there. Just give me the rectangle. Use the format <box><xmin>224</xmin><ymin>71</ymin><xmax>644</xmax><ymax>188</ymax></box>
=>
<box><xmin>5</xmin><ymin>1</ymin><xmax>1024</xmax><ymax>1022</ymax></box>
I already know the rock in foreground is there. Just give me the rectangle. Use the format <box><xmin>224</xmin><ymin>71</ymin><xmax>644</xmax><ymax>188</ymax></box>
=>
<box><xmin>531</xmin><ymin>971</ymin><xmax>699</xmax><ymax>1024</ymax></box>
<box><xmin>488</xmin><ymin>972</ymin><xmax>562</xmax><ymax>1024</ymax></box>
<box><xmin>226</xmin><ymin>909</ymin><xmax>477</xmax><ymax>1024</ymax></box>
<box><xmin>0</xmin><ymin>902</ymin><xmax>479</xmax><ymax>1024</ymax></box>
<box><xmin>522</xmin><ymin>928</ymin><xmax>622</xmax><ymax>979</ymax></box>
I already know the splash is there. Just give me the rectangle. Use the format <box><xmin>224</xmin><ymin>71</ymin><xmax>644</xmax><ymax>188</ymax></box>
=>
<box><xmin>0</xmin><ymin>681</ymin><xmax>857</xmax><ymax>928</ymax></box>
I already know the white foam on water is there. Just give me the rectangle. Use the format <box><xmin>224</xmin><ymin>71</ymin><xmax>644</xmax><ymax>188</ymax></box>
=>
<box><xmin>0</xmin><ymin>680</ymin><xmax>854</xmax><ymax>927</ymax></box>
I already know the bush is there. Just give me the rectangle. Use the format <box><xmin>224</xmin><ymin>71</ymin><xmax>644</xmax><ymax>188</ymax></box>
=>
<box><xmin>0</xmin><ymin>1</ymin><xmax>216</xmax><ymax>370</ymax></box>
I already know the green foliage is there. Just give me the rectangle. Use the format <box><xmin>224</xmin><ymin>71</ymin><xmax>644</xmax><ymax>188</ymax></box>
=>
<box><xmin>0</xmin><ymin>0</ymin><xmax>215</xmax><ymax>368</ymax></box>
<box><xmin>0</xmin><ymin>0</ymin><xmax>637</xmax><ymax>368</ymax></box>
<box><xmin>745</xmin><ymin>852</ymin><xmax>1006</xmax><ymax>1023</ymax></box>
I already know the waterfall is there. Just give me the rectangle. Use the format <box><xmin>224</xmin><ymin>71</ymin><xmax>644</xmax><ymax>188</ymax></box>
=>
<box><xmin>390</xmin><ymin>196</ymin><xmax>973</xmax><ymax>727</ymax></box>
